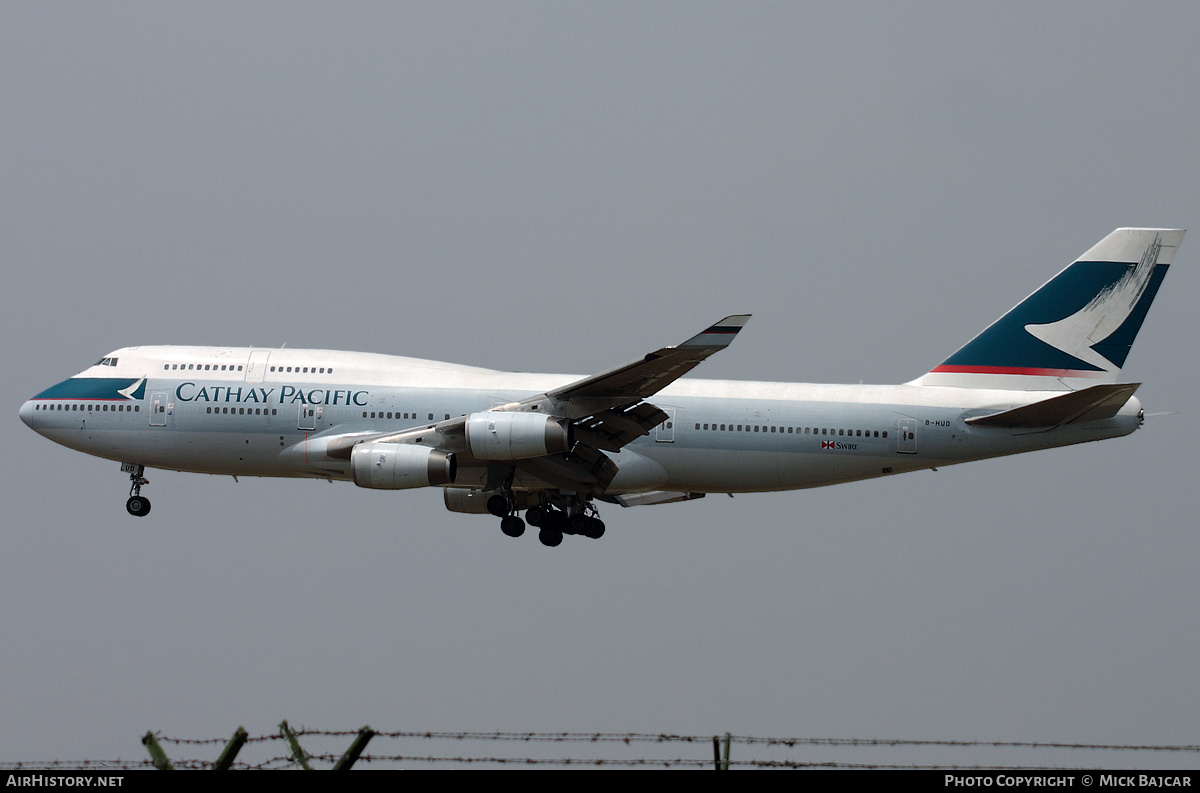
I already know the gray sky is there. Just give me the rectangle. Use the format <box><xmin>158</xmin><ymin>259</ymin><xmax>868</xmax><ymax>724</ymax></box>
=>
<box><xmin>3</xmin><ymin>1</ymin><xmax>1198</xmax><ymax>769</ymax></box>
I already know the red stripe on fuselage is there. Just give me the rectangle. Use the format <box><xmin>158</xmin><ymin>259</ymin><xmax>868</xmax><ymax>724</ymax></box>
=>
<box><xmin>930</xmin><ymin>364</ymin><xmax>1106</xmax><ymax>378</ymax></box>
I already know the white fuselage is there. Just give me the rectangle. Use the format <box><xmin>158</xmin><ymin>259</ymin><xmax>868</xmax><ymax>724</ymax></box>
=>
<box><xmin>19</xmin><ymin>345</ymin><xmax>1143</xmax><ymax>497</ymax></box>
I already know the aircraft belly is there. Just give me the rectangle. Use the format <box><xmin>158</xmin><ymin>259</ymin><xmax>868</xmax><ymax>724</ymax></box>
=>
<box><xmin>54</xmin><ymin>427</ymin><xmax>297</xmax><ymax>477</ymax></box>
<box><xmin>651</xmin><ymin>446</ymin><xmax>903</xmax><ymax>493</ymax></box>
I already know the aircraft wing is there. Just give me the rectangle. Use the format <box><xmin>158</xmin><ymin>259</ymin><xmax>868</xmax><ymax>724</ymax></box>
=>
<box><xmin>530</xmin><ymin>315</ymin><xmax>752</xmax><ymax>408</ymax></box>
<box><xmin>339</xmin><ymin>315</ymin><xmax>751</xmax><ymax>493</ymax></box>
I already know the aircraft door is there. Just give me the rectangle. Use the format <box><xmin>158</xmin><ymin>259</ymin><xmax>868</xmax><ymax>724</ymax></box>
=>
<box><xmin>245</xmin><ymin>350</ymin><xmax>271</xmax><ymax>384</ymax></box>
<box><xmin>149</xmin><ymin>393</ymin><xmax>169</xmax><ymax>427</ymax></box>
<box><xmin>655</xmin><ymin>410</ymin><xmax>676</xmax><ymax>443</ymax></box>
<box><xmin>897</xmin><ymin>419</ymin><xmax>917</xmax><ymax>453</ymax></box>
<box><xmin>298</xmin><ymin>404</ymin><xmax>320</xmax><ymax>431</ymax></box>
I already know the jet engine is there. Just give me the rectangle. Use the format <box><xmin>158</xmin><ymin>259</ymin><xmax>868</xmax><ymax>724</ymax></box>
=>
<box><xmin>442</xmin><ymin>488</ymin><xmax>491</xmax><ymax>514</ymax></box>
<box><xmin>464</xmin><ymin>412</ymin><xmax>572</xmax><ymax>460</ymax></box>
<box><xmin>350</xmin><ymin>441</ymin><xmax>456</xmax><ymax>489</ymax></box>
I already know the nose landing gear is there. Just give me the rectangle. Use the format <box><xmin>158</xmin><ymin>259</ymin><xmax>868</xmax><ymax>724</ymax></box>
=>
<box><xmin>123</xmin><ymin>463</ymin><xmax>151</xmax><ymax>517</ymax></box>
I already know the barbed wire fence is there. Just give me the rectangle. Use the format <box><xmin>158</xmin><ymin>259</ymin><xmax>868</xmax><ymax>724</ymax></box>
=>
<box><xmin>2</xmin><ymin>728</ymin><xmax>1199</xmax><ymax>770</ymax></box>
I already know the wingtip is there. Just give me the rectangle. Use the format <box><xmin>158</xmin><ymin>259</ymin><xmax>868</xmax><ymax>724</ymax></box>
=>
<box><xmin>679</xmin><ymin>315</ymin><xmax>752</xmax><ymax>348</ymax></box>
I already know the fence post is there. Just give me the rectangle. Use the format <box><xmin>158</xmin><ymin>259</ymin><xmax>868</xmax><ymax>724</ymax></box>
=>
<box><xmin>212</xmin><ymin>727</ymin><xmax>248</xmax><ymax>771</ymax></box>
<box><xmin>141</xmin><ymin>732</ymin><xmax>174</xmax><ymax>771</ymax></box>
<box><xmin>332</xmin><ymin>726</ymin><xmax>375</xmax><ymax>770</ymax></box>
<box><xmin>279</xmin><ymin>720</ymin><xmax>312</xmax><ymax>770</ymax></box>
<box><xmin>721</xmin><ymin>732</ymin><xmax>731</xmax><ymax>771</ymax></box>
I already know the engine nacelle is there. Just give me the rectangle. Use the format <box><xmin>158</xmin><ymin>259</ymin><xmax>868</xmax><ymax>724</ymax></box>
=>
<box><xmin>464</xmin><ymin>412</ymin><xmax>572</xmax><ymax>460</ymax></box>
<box><xmin>350</xmin><ymin>442</ymin><xmax>456</xmax><ymax>489</ymax></box>
<box><xmin>442</xmin><ymin>488</ymin><xmax>492</xmax><ymax>514</ymax></box>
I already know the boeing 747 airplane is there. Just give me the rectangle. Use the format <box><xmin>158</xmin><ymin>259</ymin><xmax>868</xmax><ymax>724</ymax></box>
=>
<box><xmin>20</xmin><ymin>228</ymin><xmax>1184</xmax><ymax>546</ymax></box>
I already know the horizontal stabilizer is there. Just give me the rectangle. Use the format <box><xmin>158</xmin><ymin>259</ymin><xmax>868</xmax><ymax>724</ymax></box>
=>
<box><xmin>966</xmin><ymin>383</ymin><xmax>1140</xmax><ymax>429</ymax></box>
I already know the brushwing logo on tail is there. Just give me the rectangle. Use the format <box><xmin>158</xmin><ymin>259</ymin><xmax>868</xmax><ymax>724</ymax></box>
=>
<box><xmin>1024</xmin><ymin>236</ymin><xmax>1162</xmax><ymax>376</ymax></box>
<box><xmin>931</xmin><ymin>232</ymin><xmax>1172</xmax><ymax>381</ymax></box>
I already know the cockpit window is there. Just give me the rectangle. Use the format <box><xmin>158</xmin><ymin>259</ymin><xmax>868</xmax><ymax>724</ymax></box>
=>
<box><xmin>94</xmin><ymin>357</ymin><xmax>118</xmax><ymax>367</ymax></box>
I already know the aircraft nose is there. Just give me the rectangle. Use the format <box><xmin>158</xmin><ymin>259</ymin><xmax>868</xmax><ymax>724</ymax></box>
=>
<box><xmin>19</xmin><ymin>399</ymin><xmax>35</xmax><ymax>429</ymax></box>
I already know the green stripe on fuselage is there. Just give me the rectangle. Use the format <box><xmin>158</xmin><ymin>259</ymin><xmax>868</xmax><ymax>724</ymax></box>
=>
<box><xmin>33</xmin><ymin>377</ymin><xmax>144</xmax><ymax>401</ymax></box>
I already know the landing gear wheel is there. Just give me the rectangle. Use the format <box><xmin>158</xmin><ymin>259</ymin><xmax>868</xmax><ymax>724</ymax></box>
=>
<box><xmin>486</xmin><ymin>494</ymin><xmax>510</xmax><ymax>517</ymax></box>
<box><xmin>538</xmin><ymin>526</ymin><xmax>563</xmax><ymax>547</ymax></box>
<box><xmin>585</xmin><ymin>517</ymin><xmax>605</xmax><ymax>539</ymax></box>
<box><xmin>541</xmin><ymin>510</ymin><xmax>567</xmax><ymax>532</ymax></box>
<box><xmin>525</xmin><ymin>506</ymin><xmax>546</xmax><ymax>527</ymax></box>
<box><xmin>500</xmin><ymin>515</ymin><xmax>526</xmax><ymax>538</ymax></box>
<box><xmin>126</xmin><ymin>496</ymin><xmax>151</xmax><ymax>517</ymax></box>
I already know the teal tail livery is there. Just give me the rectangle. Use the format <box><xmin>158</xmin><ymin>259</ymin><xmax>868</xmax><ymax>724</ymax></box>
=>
<box><xmin>19</xmin><ymin>227</ymin><xmax>1185</xmax><ymax>547</ymax></box>
<box><xmin>913</xmin><ymin>228</ymin><xmax>1184</xmax><ymax>390</ymax></box>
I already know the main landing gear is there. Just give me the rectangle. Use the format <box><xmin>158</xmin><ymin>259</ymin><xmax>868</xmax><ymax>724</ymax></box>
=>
<box><xmin>488</xmin><ymin>491</ymin><xmax>605</xmax><ymax>547</ymax></box>
<box><xmin>526</xmin><ymin>505</ymin><xmax>605</xmax><ymax>546</ymax></box>
<box><xmin>123</xmin><ymin>463</ymin><xmax>151</xmax><ymax>517</ymax></box>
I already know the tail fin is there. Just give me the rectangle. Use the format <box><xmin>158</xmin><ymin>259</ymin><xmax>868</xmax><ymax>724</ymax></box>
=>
<box><xmin>912</xmin><ymin>228</ymin><xmax>1185</xmax><ymax>390</ymax></box>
